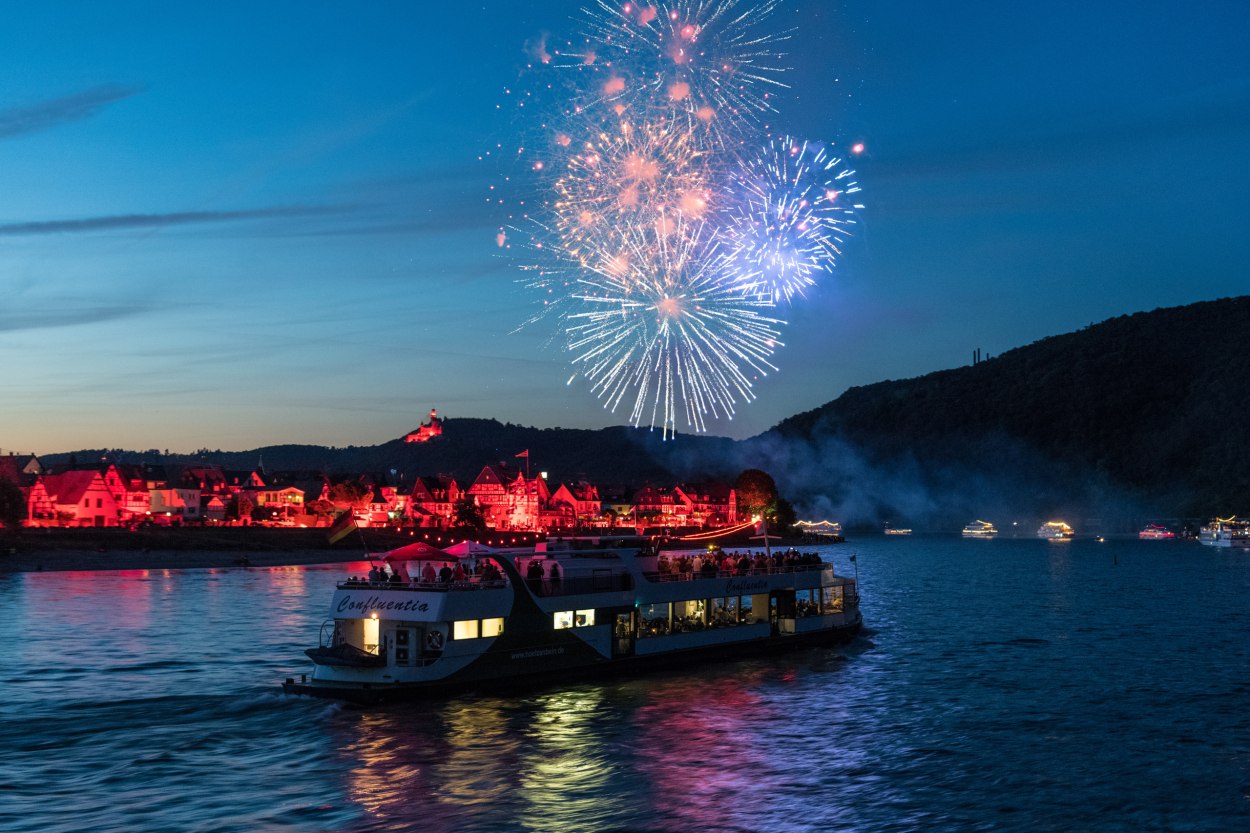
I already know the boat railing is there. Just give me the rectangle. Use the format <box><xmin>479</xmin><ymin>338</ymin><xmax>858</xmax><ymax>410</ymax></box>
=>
<box><xmin>336</xmin><ymin>577</ymin><xmax>510</xmax><ymax>592</ymax></box>
<box><xmin>641</xmin><ymin>561</ymin><xmax>830</xmax><ymax>583</ymax></box>
<box><xmin>523</xmin><ymin>571</ymin><xmax>633</xmax><ymax>597</ymax></box>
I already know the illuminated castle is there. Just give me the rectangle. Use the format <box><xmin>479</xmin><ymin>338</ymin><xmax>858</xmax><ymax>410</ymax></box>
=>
<box><xmin>404</xmin><ymin>409</ymin><xmax>443</xmax><ymax>443</ymax></box>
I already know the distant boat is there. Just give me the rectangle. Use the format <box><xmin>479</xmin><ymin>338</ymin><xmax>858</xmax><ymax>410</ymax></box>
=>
<box><xmin>1037</xmin><ymin>521</ymin><xmax>1075</xmax><ymax>540</ymax></box>
<box><xmin>795</xmin><ymin>520</ymin><xmax>843</xmax><ymax>539</ymax></box>
<box><xmin>1138</xmin><ymin>524</ymin><xmax>1176</xmax><ymax>540</ymax></box>
<box><xmin>883</xmin><ymin>524</ymin><xmax>912</xmax><ymax>536</ymax></box>
<box><xmin>1198</xmin><ymin>516</ymin><xmax>1250</xmax><ymax>548</ymax></box>
<box><xmin>962</xmin><ymin>520</ymin><xmax>998</xmax><ymax>538</ymax></box>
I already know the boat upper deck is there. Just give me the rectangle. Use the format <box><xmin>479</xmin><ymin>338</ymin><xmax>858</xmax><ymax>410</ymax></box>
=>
<box><xmin>336</xmin><ymin>545</ymin><xmax>847</xmax><ymax>597</ymax></box>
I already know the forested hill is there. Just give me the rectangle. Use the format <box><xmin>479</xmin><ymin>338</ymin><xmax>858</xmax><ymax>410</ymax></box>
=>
<box><xmin>749</xmin><ymin>296</ymin><xmax>1250</xmax><ymax>521</ymax></box>
<box><xmin>52</xmin><ymin>420</ymin><xmax>739</xmax><ymax>492</ymax></box>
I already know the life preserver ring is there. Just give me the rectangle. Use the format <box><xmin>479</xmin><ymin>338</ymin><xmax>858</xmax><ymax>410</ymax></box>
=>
<box><xmin>425</xmin><ymin>630</ymin><xmax>444</xmax><ymax>651</ymax></box>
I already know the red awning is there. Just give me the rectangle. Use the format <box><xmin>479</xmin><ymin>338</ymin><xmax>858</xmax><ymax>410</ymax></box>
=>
<box><xmin>381</xmin><ymin>541</ymin><xmax>451</xmax><ymax>562</ymax></box>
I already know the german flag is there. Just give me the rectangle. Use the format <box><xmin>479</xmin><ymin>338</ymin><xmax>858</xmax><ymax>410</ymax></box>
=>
<box><xmin>326</xmin><ymin>511</ymin><xmax>356</xmax><ymax>544</ymax></box>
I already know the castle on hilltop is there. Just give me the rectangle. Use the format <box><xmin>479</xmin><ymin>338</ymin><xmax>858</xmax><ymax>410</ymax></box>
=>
<box><xmin>404</xmin><ymin>408</ymin><xmax>443</xmax><ymax>443</ymax></box>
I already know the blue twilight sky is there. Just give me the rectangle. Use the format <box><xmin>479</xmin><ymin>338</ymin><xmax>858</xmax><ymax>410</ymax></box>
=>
<box><xmin>2</xmin><ymin>1</ymin><xmax>1248</xmax><ymax>453</ymax></box>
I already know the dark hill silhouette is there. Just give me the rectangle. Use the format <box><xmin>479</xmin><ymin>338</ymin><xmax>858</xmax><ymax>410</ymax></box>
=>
<box><xmin>745</xmin><ymin>296</ymin><xmax>1250</xmax><ymax>526</ymax></box>
<box><xmin>41</xmin><ymin>297</ymin><xmax>1250</xmax><ymax>529</ymax></box>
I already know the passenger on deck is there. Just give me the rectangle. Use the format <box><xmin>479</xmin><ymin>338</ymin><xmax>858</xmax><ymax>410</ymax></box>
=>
<box><xmin>439</xmin><ymin>563</ymin><xmax>453</xmax><ymax>583</ymax></box>
<box><xmin>452</xmin><ymin>561</ymin><xmax>467</xmax><ymax>582</ymax></box>
<box><xmin>422</xmin><ymin>562</ymin><xmax>437</xmax><ymax>584</ymax></box>
<box><xmin>526</xmin><ymin>558</ymin><xmax>544</xmax><ymax>588</ymax></box>
<box><xmin>549</xmin><ymin>561</ymin><xmax>561</xmax><ymax>590</ymax></box>
<box><xmin>367</xmin><ymin>565</ymin><xmax>382</xmax><ymax>583</ymax></box>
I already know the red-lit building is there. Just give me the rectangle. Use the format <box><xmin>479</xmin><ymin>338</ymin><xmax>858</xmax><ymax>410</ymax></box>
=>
<box><xmin>404</xmin><ymin>409</ymin><xmax>443</xmax><ymax>443</ymax></box>
<box><xmin>38</xmin><ymin>470</ymin><xmax>121</xmax><ymax>527</ymax></box>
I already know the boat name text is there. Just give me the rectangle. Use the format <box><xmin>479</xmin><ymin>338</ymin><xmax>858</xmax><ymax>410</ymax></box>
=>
<box><xmin>337</xmin><ymin>594</ymin><xmax>430</xmax><ymax>614</ymax></box>
<box><xmin>725</xmin><ymin>579</ymin><xmax>769</xmax><ymax>595</ymax></box>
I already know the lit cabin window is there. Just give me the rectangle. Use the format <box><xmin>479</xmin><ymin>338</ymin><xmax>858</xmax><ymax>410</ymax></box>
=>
<box><xmin>574</xmin><ymin>609</ymin><xmax>596</xmax><ymax>627</ymax></box>
<box><xmin>453</xmin><ymin>620</ymin><xmax>479</xmax><ymax>640</ymax></box>
<box><xmin>554</xmin><ymin>611</ymin><xmax>574</xmax><ymax>629</ymax></box>
<box><xmin>482</xmin><ymin>617</ymin><xmax>505</xmax><ymax>638</ymax></box>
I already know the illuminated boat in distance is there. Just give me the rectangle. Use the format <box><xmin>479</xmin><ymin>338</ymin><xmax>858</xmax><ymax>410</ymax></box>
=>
<box><xmin>883</xmin><ymin>523</ymin><xmax>912</xmax><ymax>536</ymax></box>
<box><xmin>795</xmin><ymin>520</ymin><xmax>843</xmax><ymax>540</ymax></box>
<box><xmin>1037</xmin><ymin>521</ymin><xmax>1075</xmax><ymax>540</ymax></box>
<box><xmin>282</xmin><ymin>536</ymin><xmax>862</xmax><ymax>704</ymax></box>
<box><xmin>1198</xmin><ymin>517</ymin><xmax>1250</xmax><ymax>548</ymax></box>
<box><xmin>961</xmin><ymin>520</ymin><xmax>998</xmax><ymax>538</ymax></box>
<box><xmin>1138</xmin><ymin>524</ymin><xmax>1176</xmax><ymax>540</ymax></box>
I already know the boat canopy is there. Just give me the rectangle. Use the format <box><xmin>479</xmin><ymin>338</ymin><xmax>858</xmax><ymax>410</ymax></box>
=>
<box><xmin>380</xmin><ymin>541</ymin><xmax>451</xmax><ymax>563</ymax></box>
<box><xmin>443</xmin><ymin>540</ymin><xmax>498</xmax><ymax>557</ymax></box>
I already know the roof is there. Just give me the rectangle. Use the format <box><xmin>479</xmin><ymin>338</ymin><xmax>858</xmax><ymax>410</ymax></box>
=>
<box><xmin>40</xmin><ymin>470</ymin><xmax>105</xmax><ymax>505</ymax></box>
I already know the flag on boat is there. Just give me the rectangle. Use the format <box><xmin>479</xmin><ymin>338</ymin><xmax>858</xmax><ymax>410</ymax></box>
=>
<box><xmin>515</xmin><ymin>449</ymin><xmax>529</xmax><ymax>458</ymax></box>
<box><xmin>326</xmin><ymin>511</ymin><xmax>356</xmax><ymax>544</ymax></box>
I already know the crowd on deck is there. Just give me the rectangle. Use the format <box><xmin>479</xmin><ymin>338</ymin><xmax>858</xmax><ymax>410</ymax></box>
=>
<box><xmin>652</xmin><ymin>548</ymin><xmax>825</xmax><ymax>580</ymax></box>
<box><xmin>343</xmin><ymin>558</ymin><xmax>506</xmax><ymax>588</ymax></box>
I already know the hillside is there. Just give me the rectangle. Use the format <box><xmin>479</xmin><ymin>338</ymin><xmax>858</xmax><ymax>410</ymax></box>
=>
<box><xmin>754</xmin><ymin>296</ymin><xmax>1250</xmax><ymax>523</ymax></box>
<box><xmin>40</xmin><ymin>297</ymin><xmax>1250</xmax><ymax>528</ymax></box>
<box><xmin>47</xmin><ymin>420</ymin><xmax>742</xmax><ymax>492</ymax></box>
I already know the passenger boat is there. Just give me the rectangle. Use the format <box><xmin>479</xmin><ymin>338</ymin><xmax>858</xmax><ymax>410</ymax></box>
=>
<box><xmin>883</xmin><ymin>524</ymin><xmax>912</xmax><ymax>536</ymax></box>
<box><xmin>961</xmin><ymin>520</ymin><xmax>998</xmax><ymax>538</ymax></box>
<box><xmin>1037</xmin><ymin>521</ymin><xmax>1075</xmax><ymax>540</ymax></box>
<box><xmin>1138</xmin><ymin>524</ymin><xmax>1176</xmax><ymax>540</ymax></box>
<box><xmin>282</xmin><ymin>537</ymin><xmax>862</xmax><ymax>704</ymax></box>
<box><xmin>1198</xmin><ymin>517</ymin><xmax>1250</xmax><ymax>548</ymax></box>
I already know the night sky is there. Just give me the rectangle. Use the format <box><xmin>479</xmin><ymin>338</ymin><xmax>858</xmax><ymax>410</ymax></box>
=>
<box><xmin>2</xmin><ymin>1</ymin><xmax>1247</xmax><ymax>453</ymax></box>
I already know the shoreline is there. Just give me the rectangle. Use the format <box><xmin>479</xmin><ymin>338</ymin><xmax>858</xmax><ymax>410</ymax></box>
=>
<box><xmin>0</xmin><ymin>527</ymin><xmax>833</xmax><ymax>574</ymax></box>
<box><xmin>0</xmin><ymin>547</ymin><xmax>371</xmax><ymax>574</ymax></box>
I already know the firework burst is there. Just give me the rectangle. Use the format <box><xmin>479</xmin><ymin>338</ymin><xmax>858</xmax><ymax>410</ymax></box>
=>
<box><xmin>564</xmin><ymin>216</ymin><xmax>784</xmax><ymax>437</ymax></box>
<box><xmin>552</xmin><ymin>117</ymin><xmax>715</xmax><ymax>262</ymax></box>
<box><xmin>502</xmin><ymin>1</ymin><xmax>864</xmax><ymax>437</ymax></box>
<box><xmin>718</xmin><ymin>136</ymin><xmax>864</xmax><ymax>303</ymax></box>
<box><xmin>571</xmin><ymin>0</ymin><xmax>791</xmax><ymax>144</ymax></box>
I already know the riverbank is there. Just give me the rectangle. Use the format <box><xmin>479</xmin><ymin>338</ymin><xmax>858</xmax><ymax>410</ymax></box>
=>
<box><xmin>0</xmin><ymin>526</ymin><xmax>829</xmax><ymax>573</ymax></box>
<box><xmin>0</xmin><ymin>527</ymin><xmax>416</xmax><ymax>573</ymax></box>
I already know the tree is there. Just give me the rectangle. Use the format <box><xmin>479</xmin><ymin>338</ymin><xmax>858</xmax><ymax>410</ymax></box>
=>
<box><xmin>307</xmin><ymin>498</ymin><xmax>337</xmax><ymax>519</ymax></box>
<box><xmin>772</xmin><ymin>497</ymin><xmax>798</xmax><ymax>536</ymax></box>
<box><xmin>735</xmin><ymin>469</ymin><xmax>778</xmax><ymax>517</ymax></box>
<box><xmin>453</xmin><ymin>496</ymin><xmax>486</xmax><ymax>535</ymax></box>
<box><xmin>0</xmin><ymin>478</ymin><xmax>25</xmax><ymax>529</ymax></box>
<box><xmin>229</xmin><ymin>493</ymin><xmax>255</xmax><ymax>523</ymax></box>
<box><xmin>329</xmin><ymin>480</ymin><xmax>371</xmax><ymax>510</ymax></box>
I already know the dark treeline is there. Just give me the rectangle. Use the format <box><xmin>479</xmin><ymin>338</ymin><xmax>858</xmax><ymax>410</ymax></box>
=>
<box><xmin>42</xmin><ymin>296</ymin><xmax>1250</xmax><ymax>527</ymax></box>
<box><xmin>763</xmin><ymin>295</ymin><xmax>1250</xmax><ymax>523</ymax></box>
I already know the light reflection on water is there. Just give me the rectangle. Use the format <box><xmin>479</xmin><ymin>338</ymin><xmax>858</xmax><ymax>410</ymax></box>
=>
<box><xmin>0</xmin><ymin>540</ymin><xmax>1248</xmax><ymax>833</ymax></box>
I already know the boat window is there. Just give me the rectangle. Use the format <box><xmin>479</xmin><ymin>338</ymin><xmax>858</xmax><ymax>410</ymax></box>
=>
<box><xmin>482</xmin><ymin>617</ymin><xmax>505</xmax><ymax>638</ymax></box>
<box><xmin>639</xmin><ymin>602</ymin><xmax>670</xmax><ymax>638</ymax></box>
<box><xmin>822</xmin><ymin>585</ymin><xmax>843</xmax><ymax>613</ymax></box>
<box><xmin>554</xmin><ymin>611</ymin><xmax>574</xmax><ymax>629</ymax></box>
<box><xmin>740</xmin><ymin>595</ymin><xmax>754</xmax><ymax>622</ymax></box>
<box><xmin>796</xmin><ymin>589</ymin><xmax>819</xmax><ymax>618</ymax></box>
<box><xmin>710</xmin><ymin>597</ymin><xmax>738</xmax><ymax>627</ymax></box>
<box><xmin>453</xmin><ymin>620</ymin><xmax>480</xmax><ymax>640</ymax></box>
<box><xmin>575</xmin><ymin>609</ymin><xmax>596</xmax><ymax>627</ymax></box>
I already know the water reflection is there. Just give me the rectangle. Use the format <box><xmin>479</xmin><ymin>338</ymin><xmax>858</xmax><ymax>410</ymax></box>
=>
<box><xmin>631</xmin><ymin>669</ymin><xmax>782</xmax><ymax>832</ymax></box>
<box><xmin>516</xmin><ymin>687</ymin><xmax>627</xmax><ymax>833</ymax></box>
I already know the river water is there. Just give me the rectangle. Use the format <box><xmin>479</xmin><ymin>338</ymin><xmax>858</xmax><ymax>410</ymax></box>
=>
<box><xmin>1</xmin><ymin>537</ymin><xmax>1248</xmax><ymax>833</ymax></box>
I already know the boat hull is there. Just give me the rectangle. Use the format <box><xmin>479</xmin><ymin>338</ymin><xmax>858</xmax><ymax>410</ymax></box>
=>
<box><xmin>282</xmin><ymin>616</ymin><xmax>863</xmax><ymax>705</ymax></box>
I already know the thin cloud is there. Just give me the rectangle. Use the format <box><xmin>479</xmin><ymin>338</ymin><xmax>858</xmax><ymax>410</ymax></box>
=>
<box><xmin>0</xmin><ymin>301</ymin><xmax>149</xmax><ymax>333</ymax></box>
<box><xmin>0</xmin><ymin>85</ymin><xmax>141</xmax><ymax>140</ymax></box>
<box><xmin>0</xmin><ymin>205</ymin><xmax>349</xmax><ymax>237</ymax></box>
